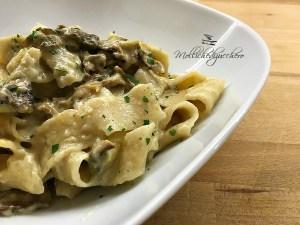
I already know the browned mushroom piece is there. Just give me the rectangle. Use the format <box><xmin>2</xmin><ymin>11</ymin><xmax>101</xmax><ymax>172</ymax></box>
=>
<box><xmin>99</xmin><ymin>38</ymin><xmax>141</xmax><ymax>73</ymax></box>
<box><xmin>35</xmin><ymin>100</ymin><xmax>59</xmax><ymax>116</ymax></box>
<box><xmin>88</xmin><ymin>140</ymin><xmax>117</xmax><ymax>173</ymax></box>
<box><xmin>0</xmin><ymin>78</ymin><xmax>33</xmax><ymax>113</ymax></box>
<box><xmin>37</xmin><ymin>27</ymin><xmax>57</xmax><ymax>36</ymax></box>
<box><xmin>82</xmin><ymin>53</ymin><xmax>107</xmax><ymax>74</ymax></box>
<box><xmin>72</xmin><ymin>80</ymin><xmax>103</xmax><ymax>101</ymax></box>
<box><xmin>100</xmin><ymin>73</ymin><xmax>127</xmax><ymax>88</ymax></box>
<box><xmin>39</xmin><ymin>35</ymin><xmax>63</xmax><ymax>54</ymax></box>
<box><xmin>25</xmin><ymin>29</ymin><xmax>49</xmax><ymax>49</ymax></box>
<box><xmin>57</xmin><ymin>26</ymin><xmax>100</xmax><ymax>52</ymax></box>
<box><xmin>26</xmin><ymin>27</ymin><xmax>62</xmax><ymax>53</ymax></box>
<box><xmin>99</xmin><ymin>39</ymin><xmax>123</xmax><ymax>52</ymax></box>
<box><xmin>0</xmin><ymin>188</ymin><xmax>52</xmax><ymax>216</ymax></box>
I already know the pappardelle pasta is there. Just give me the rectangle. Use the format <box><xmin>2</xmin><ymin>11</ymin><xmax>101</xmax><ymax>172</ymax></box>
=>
<box><xmin>0</xmin><ymin>25</ymin><xmax>224</xmax><ymax>215</ymax></box>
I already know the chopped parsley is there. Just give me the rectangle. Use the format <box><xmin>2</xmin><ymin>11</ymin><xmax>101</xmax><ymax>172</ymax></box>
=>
<box><xmin>102</xmin><ymin>114</ymin><xmax>106</xmax><ymax>118</ymax></box>
<box><xmin>107</xmin><ymin>125</ymin><xmax>113</xmax><ymax>132</ymax></box>
<box><xmin>132</xmin><ymin>121</ymin><xmax>137</xmax><ymax>125</ymax></box>
<box><xmin>165</xmin><ymin>96</ymin><xmax>169</xmax><ymax>99</ymax></box>
<box><xmin>28</xmin><ymin>30</ymin><xmax>38</xmax><ymax>41</ymax></box>
<box><xmin>142</xmin><ymin>96</ymin><xmax>149</xmax><ymax>103</ymax></box>
<box><xmin>144</xmin><ymin>109</ymin><xmax>149</xmax><ymax>114</ymax></box>
<box><xmin>11</xmin><ymin>45</ymin><xmax>20</xmax><ymax>52</ymax></box>
<box><xmin>152</xmin><ymin>132</ymin><xmax>155</xmax><ymax>137</ymax></box>
<box><xmin>143</xmin><ymin>120</ymin><xmax>150</xmax><ymax>125</ymax></box>
<box><xmin>51</xmin><ymin>144</ymin><xmax>60</xmax><ymax>154</ymax></box>
<box><xmin>123</xmin><ymin>73</ymin><xmax>139</xmax><ymax>85</ymax></box>
<box><xmin>169</xmin><ymin>129</ymin><xmax>177</xmax><ymax>136</ymax></box>
<box><xmin>122</xmin><ymin>128</ymin><xmax>126</xmax><ymax>132</ymax></box>
<box><xmin>145</xmin><ymin>138</ymin><xmax>151</xmax><ymax>145</ymax></box>
<box><xmin>11</xmin><ymin>38</ymin><xmax>21</xmax><ymax>52</ymax></box>
<box><xmin>147</xmin><ymin>57</ymin><xmax>155</xmax><ymax>65</ymax></box>
<box><xmin>55</xmin><ymin>68</ymin><xmax>68</xmax><ymax>76</ymax></box>
<box><xmin>124</xmin><ymin>95</ymin><xmax>130</xmax><ymax>103</ymax></box>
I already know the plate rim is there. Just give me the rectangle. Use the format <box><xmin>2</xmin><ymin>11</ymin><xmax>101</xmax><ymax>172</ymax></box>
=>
<box><xmin>0</xmin><ymin>0</ymin><xmax>271</xmax><ymax>224</ymax></box>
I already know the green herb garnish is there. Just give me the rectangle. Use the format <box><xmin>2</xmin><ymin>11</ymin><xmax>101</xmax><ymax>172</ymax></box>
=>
<box><xmin>28</xmin><ymin>30</ymin><xmax>38</xmax><ymax>41</ymax></box>
<box><xmin>51</xmin><ymin>144</ymin><xmax>60</xmax><ymax>154</ymax></box>
<box><xmin>145</xmin><ymin>138</ymin><xmax>150</xmax><ymax>145</ymax></box>
<box><xmin>143</xmin><ymin>96</ymin><xmax>149</xmax><ymax>103</ymax></box>
<box><xmin>11</xmin><ymin>45</ymin><xmax>20</xmax><ymax>52</ymax></box>
<box><xmin>169</xmin><ymin>129</ymin><xmax>177</xmax><ymax>136</ymax></box>
<box><xmin>147</xmin><ymin>57</ymin><xmax>155</xmax><ymax>65</ymax></box>
<box><xmin>55</xmin><ymin>68</ymin><xmax>68</xmax><ymax>76</ymax></box>
<box><xmin>144</xmin><ymin>109</ymin><xmax>149</xmax><ymax>114</ymax></box>
<box><xmin>11</xmin><ymin>38</ymin><xmax>21</xmax><ymax>52</ymax></box>
<box><xmin>143</xmin><ymin>120</ymin><xmax>150</xmax><ymax>125</ymax></box>
<box><xmin>124</xmin><ymin>95</ymin><xmax>130</xmax><ymax>103</ymax></box>
<box><xmin>107</xmin><ymin>125</ymin><xmax>113</xmax><ymax>132</ymax></box>
<box><xmin>123</xmin><ymin>73</ymin><xmax>139</xmax><ymax>85</ymax></box>
<box><xmin>102</xmin><ymin>114</ymin><xmax>106</xmax><ymax>118</ymax></box>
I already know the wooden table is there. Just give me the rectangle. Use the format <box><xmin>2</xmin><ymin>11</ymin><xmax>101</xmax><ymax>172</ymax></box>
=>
<box><xmin>144</xmin><ymin>0</ymin><xmax>300</xmax><ymax>224</ymax></box>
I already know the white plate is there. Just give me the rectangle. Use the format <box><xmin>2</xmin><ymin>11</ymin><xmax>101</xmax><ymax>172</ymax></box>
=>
<box><xmin>0</xmin><ymin>0</ymin><xmax>270</xmax><ymax>224</ymax></box>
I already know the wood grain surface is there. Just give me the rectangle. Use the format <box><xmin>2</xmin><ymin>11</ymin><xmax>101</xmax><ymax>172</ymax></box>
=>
<box><xmin>144</xmin><ymin>0</ymin><xmax>300</xmax><ymax>224</ymax></box>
